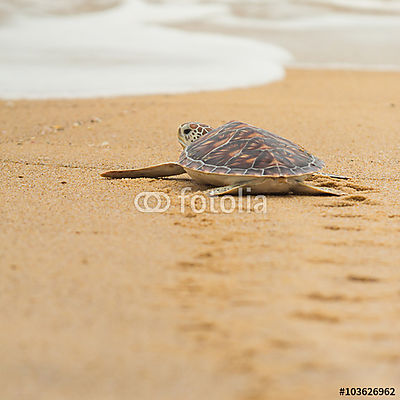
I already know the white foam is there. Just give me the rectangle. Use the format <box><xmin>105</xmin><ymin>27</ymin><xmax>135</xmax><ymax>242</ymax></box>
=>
<box><xmin>1</xmin><ymin>0</ymin><xmax>399</xmax><ymax>99</ymax></box>
<box><xmin>0</xmin><ymin>0</ymin><xmax>291</xmax><ymax>99</ymax></box>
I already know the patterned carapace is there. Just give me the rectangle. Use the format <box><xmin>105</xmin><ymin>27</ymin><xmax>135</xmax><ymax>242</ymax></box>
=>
<box><xmin>179</xmin><ymin>121</ymin><xmax>324</xmax><ymax>177</ymax></box>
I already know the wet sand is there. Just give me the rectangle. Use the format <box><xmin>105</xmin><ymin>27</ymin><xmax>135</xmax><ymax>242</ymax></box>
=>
<box><xmin>1</xmin><ymin>69</ymin><xmax>400</xmax><ymax>400</ymax></box>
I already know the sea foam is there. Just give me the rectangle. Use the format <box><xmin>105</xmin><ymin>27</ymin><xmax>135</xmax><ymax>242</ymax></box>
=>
<box><xmin>0</xmin><ymin>0</ymin><xmax>291</xmax><ymax>99</ymax></box>
<box><xmin>1</xmin><ymin>0</ymin><xmax>399</xmax><ymax>99</ymax></box>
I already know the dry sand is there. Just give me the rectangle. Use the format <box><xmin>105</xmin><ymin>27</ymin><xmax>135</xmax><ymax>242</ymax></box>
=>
<box><xmin>1</xmin><ymin>69</ymin><xmax>400</xmax><ymax>400</ymax></box>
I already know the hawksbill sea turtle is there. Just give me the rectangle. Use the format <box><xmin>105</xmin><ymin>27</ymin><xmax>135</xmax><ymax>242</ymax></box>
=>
<box><xmin>101</xmin><ymin>120</ymin><xmax>347</xmax><ymax>196</ymax></box>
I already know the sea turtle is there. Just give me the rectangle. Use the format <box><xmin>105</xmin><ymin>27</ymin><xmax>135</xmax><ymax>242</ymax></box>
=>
<box><xmin>101</xmin><ymin>120</ymin><xmax>345</xmax><ymax>196</ymax></box>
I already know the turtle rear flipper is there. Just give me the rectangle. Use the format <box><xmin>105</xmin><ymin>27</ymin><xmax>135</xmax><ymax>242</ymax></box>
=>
<box><xmin>313</xmin><ymin>173</ymin><xmax>350</xmax><ymax>180</ymax></box>
<box><xmin>101</xmin><ymin>162</ymin><xmax>185</xmax><ymax>179</ymax></box>
<box><xmin>292</xmin><ymin>182</ymin><xmax>344</xmax><ymax>196</ymax></box>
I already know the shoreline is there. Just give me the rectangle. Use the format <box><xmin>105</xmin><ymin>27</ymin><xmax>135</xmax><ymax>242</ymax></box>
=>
<box><xmin>2</xmin><ymin>66</ymin><xmax>399</xmax><ymax>101</ymax></box>
<box><xmin>1</xmin><ymin>68</ymin><xmax>400</xmax><ymax>400</ymax></box>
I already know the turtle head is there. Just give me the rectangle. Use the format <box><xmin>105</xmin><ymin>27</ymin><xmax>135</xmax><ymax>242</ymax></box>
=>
<box><xmin>178</xmin><ymin>122</ymin><xmax>213</xmax><ymax>148</ymax></box>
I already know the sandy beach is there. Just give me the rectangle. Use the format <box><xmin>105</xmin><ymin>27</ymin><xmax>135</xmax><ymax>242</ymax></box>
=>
<box><xmin>1</xmin><ymin>69</ymin><xmax>400</xmax><ymax>400</ymax></box>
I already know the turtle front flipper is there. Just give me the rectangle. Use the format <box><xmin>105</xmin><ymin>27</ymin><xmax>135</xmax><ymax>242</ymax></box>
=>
<box><xmin>207</xmin><ymin>180</ymin><xmax>258</xmax><ymax>196</ymax></box>
<box><xmin>101</xmin><ymin>163</ymin><xmax>185</xmax><ymax>179</ymax></box>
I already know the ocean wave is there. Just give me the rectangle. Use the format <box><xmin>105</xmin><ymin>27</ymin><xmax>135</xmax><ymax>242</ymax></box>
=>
<box><xmin>0</xmin><ymin>0</ymin><xmax>399</xmax><ymax>98</ymax></box>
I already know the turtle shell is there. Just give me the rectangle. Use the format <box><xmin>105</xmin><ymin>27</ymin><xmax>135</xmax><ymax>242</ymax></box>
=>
<box><xmin>178</xmin><ymin>121</ymin><xmax>324</xmax><ymax>177</ymax></box>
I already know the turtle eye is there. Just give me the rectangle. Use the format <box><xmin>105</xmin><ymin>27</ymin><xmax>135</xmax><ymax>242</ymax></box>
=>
<box><xmin>183</xmin><ymin>129</ymin><xmax>191</xmax><ymax>135</ymax></box>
